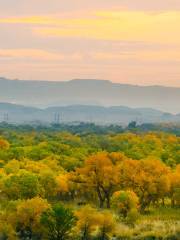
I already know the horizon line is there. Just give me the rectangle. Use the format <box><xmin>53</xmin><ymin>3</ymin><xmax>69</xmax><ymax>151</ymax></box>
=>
<box><xmin>0</xmin><ymin>76</ymin><xmax>180</xmax><ymax>89</ymax></box>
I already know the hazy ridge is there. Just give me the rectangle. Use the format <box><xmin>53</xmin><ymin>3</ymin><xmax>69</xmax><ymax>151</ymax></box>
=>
<box><xmin>0</xmin><ymin>77</ymin><xmax>180</xmax><ymax>113</ymax></box>
<box><xmin>0</xmin><ymin>102</ymin><xmax>180</xmax><ymax>125</ymax></box>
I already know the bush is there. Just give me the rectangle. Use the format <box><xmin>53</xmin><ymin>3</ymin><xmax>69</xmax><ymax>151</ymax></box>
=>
<box><xmin>112</xmin><ymin>190</ymin><xmax>139</xmax><ymax>218</ymax></box>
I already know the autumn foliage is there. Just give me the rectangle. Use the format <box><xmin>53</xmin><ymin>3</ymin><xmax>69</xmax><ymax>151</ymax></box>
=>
<box><xmin>0</xmin><ymin>128</ymin><xmax>179</xmax><ymax>239</ymax></box>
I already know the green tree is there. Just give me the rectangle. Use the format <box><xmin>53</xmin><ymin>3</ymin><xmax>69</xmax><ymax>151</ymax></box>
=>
<box><xmin>3</xmin><ymin>170</ymin><xmax>41</xmax><ymax>200</ymax></box>
<box><xmin>41</xmin><ymin>204</ymin><xmax>76</xmax><ymax>240</ymax></box>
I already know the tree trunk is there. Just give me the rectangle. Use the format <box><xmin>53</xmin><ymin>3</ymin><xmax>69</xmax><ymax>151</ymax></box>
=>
<box><xmin>97</xmin><ymin>186</ymin><xmax>105</xmax><ymax>208</ymax></box>
<box><xmin>162</xmin><ymin>198</ymin><xmax>165</xmax><ymax>206</ymax></box>
<box><xmin>106</xmin><ymin>194</ymin><xmax>111</xmax><ymax>209</ymax></box>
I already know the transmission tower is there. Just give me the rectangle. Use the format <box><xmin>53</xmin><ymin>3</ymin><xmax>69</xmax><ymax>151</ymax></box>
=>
<box><xmin>54</xmin><ymin>113</ymin><xmax>60</xmax><ymax>125</ymax></box>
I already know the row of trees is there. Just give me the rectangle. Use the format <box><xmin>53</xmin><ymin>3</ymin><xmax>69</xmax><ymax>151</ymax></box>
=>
<box><xmin>72</xmin><ymin>152</ymin><xmax>180</xmax><ymax>211</ymax></box>
<box><xmin>1</xmin><ymin>152</ymin><xmax>179</xmax><ymax>209</ymax></box>
<box><xmin>0</xmin><ymin>130</ymin><xmax>179</xmax><ymax>166</ymax></box>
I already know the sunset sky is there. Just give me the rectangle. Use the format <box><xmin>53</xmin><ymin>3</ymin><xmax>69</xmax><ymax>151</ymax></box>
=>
<box><xmin>0</xmin><ymin>0</ymin><xmax>180</xmax><ymax>86</ymax></box>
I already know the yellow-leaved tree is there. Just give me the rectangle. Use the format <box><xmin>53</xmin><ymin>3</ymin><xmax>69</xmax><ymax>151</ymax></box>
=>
<box><xmin>74</xmin><ymin>152</ymin><xmax>121</xmax><ymax>208</ymax></box>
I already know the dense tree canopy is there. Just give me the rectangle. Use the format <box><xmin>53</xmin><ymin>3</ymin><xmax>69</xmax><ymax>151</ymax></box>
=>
<box><xmin>0</xmin><ymin>126</ymin><xmax>179</xmax><ymax>239</ymax></box>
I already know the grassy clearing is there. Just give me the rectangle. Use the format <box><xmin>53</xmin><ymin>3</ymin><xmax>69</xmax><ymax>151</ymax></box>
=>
<box><xmin>138</xmin><ymin>206</ymin><xmax>180</xmax><ymax>222</ymax></box>
<box><xmin>114</xmin><ymin>207</ymin><xmax>180</xmax><ymax>239</ymax></box>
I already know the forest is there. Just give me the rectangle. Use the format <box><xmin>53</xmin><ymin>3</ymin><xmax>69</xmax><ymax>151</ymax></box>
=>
<box><xmin>0</xmin><ymin>125</ymin><xmax>179</xmax><ymax>240</ymax></box>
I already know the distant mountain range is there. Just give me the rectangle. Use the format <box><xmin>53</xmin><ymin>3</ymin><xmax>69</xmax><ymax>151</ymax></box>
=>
<box><xmin>0</xmin><ymin>103</ymin><xmax>180</xmax><ymax>125</ymax></box>
<box><xmin>0</xmin><ymin>77</ymin><xmax>180</xmax><ymax>113</ymax></box>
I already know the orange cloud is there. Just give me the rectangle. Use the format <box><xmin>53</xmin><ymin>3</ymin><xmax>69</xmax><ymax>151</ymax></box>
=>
<box><xmin>1</xmin><ymin>11</ymin><xmax>179</xmax><ymax>44</ymax></box>
<box><xmin>35</xmin><ymin>11</ymin><xmax>180</xmax><ymax>44</ymax></box>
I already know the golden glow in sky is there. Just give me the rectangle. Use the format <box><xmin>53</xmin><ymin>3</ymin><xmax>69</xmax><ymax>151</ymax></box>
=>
<box><xmin>0</xmin><ymin>0</ymin><xmax>180</xmax><ymax>86</ymax></box>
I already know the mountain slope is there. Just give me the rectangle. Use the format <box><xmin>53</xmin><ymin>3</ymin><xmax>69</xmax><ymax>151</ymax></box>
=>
<box><xmin>0</xmin><ymin>78</ymin><xmax>180</xmax><ymax>113</ymax></box>
<box><xmin>0</xmin><ymin>103</ymin><xmax>179</xmax><ymax>125</ymax></box>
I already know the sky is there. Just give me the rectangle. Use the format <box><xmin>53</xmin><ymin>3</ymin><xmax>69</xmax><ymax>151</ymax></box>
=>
<box><xmin>0</xmin><ymin>0</ymin><xmax>180</xmax><ymax>87</ymax></box>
